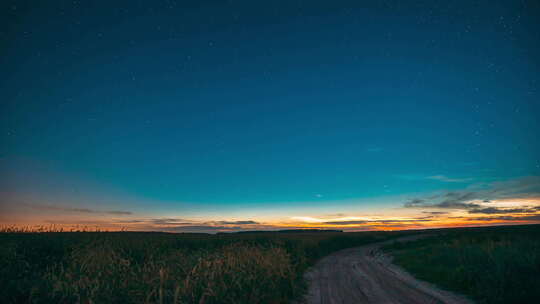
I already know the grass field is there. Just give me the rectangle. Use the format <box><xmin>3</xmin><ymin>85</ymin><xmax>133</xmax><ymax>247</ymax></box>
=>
<box><xmin>383</xmin><ymin>224</ymin><xmax>540</xmax><ymax>304</ymax></box>
<box><xmin>5</xmin><ymin>225</ymin><xmax>538</xmax><ymax>304</ymax></box>
<box><xmin>0</xmin><ymin>228</ymin><xmax>411</xmax><ymax>304</ymax></box>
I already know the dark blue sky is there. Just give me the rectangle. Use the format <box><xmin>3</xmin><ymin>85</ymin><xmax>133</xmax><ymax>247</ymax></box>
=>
<box><xmin>1</xmin><ymin>1</ymin><xmax>539</xmax><ymax>228</ymax></box>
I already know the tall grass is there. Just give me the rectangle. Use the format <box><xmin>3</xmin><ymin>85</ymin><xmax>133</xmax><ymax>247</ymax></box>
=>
<box><xmin>0</xmin><ymin>228</ymin><xmax>407</xmax><ymax>303</ymax></box>
<box><xmin>383</xmin><ymin>225</ymin><xmax>540</xmax><ymax>304</ymax></box>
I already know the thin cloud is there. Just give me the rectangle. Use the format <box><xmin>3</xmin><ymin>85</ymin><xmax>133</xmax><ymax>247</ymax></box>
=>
<box><xmin>487</xmin><ymin>176</ymin><xmax>540</xmax><ymax>197</ymax></box>
<box><xmin>435</xmin><ymin>201</ymin><xmax>481</xmax><ymax>209</ymax></box>
<box><xmin>422</xmin><ymin>211</ymin><xmax>449</xmax><ymax>215</ymax></box>
<box><xmin>107</xmin><ymin>210</ymin><xmax>133</xmax><ymax>215</ymax></box>
<box><xmin>324</xmin><ymin>220</ymin><xmax>367</xmax><ymax>225</ymax></box>
<box><xmin>469</xmin><ymin>214</ymin><xmax>540</xmax><ymax>222</ymax></box>
<box><xmin>468</xmin><ymin>207</ymin><xmax>532</xmax><ymax>214</ymax></box>
<box><xmin>403</xmin><ymin>176</ymin><xmax>540</xmax><ymax>210</ymax></box>
<box><xmin>215</xmin><ymin>220</ymin><xmax>259</xmax><ymax>225</ymax></box>
<box><xmin>149</xmin><ymin>218</ymin><xmax>192</xmax><ymax>225</ymax></box>
<box><xmin>115</xmin><ymin>219</ymin><xmax>146</xmax><ymax>224</ymax></box>
<box><xmin>107</xmin><ymin>217</ymin><xmax>262</xmax><ymax>233</ymax></box>
<box><xmin>404</xmin><ymin>198</ymin><xmax>425</xmax><ymax>207</ymax></box>
<box><xmin>23</xmin><ymin>203</ymin><xmax>132</xmax><ymax>215</ymax></box>
<box><xmin>323</xmin><ymin>219</ymin><xmax>432</xmax><ymax>225</ymax></box>
<box><xmin>427</xmin><ymin>175</ymin><xmax>473</xmax><ymax>183</ymax></box>
<box><xmin>404</xmin><ymin>194</ymin><xmax>480</xmax><ymax>209</ymax></box>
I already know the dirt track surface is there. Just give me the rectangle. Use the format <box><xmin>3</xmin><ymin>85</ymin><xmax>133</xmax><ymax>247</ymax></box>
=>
<box><xmin>302</xmin><ymin>235</ymin><xmax>473</xmax><ymax>304</ymax></box>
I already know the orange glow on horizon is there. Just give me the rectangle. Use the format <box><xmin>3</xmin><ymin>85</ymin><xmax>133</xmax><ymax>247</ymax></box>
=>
<box><xmin>3</xmin><ymin>214</ymin><xmax>539</xmax><ymax>233</ymax></box>
<box><xmin>3</xmin><ymin>197</ymin><xmax>539</xmax><ymax>233</ymax></box>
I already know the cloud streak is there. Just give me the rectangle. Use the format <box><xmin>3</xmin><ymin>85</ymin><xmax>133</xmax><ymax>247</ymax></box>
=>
<box><xmin>322</xmin><ymin>219</ymin><xmax>433</xmax><ymax>225</ymax></box>
<box><xmin>404</xmin><ymin>195</ymin><xmax>481</xmax><ymax>209</ymax></box>
<box><xmin>23</xmin><ymin>203</ymin><xmax>132</xmax><ymax>215</ymax></box>
<box><xmin>427</xmin><ymin>175</ymin><xmax>473</xmax><ymax>183</ymax></box>
<box><xmin>469</xmin><ymin>214</ymin><xmax>540</xmax><ymax>222</ymax></box>
<box><xmin>468</xmin><ymin>207</ymin><xmax>533</xmax><ymax>214</ymax></box>
<box><xmin>404</xmin><ymin>176</ymin><xmax>540</xmax><ymax>210</ymax></box>
<box><xmin>214</xmin><ymin>220</ymin><xmax>259</xmax><ymax>225</ymax></box>
<box><xmin>104</xmin><ymin>217</ymin><xmax>262</xmax><ymax>233</ymax></box>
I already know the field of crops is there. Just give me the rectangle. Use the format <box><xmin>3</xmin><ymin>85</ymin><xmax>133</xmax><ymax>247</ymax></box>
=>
<box><xmin>0</xmin><ymin>228</ymin><xmax>410</xmax><ymax>304</ymax></box>
<box><xmin>383</xmin><ymin>225</ymin><xmax>540</xmax><ymax>304</ymax></box>
<box><xmin>5</xmin><ymin>225</ymin><xmax>538</xmax><ymax>304</ymax></box>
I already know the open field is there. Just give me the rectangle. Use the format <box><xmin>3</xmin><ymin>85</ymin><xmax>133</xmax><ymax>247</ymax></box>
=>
<box><xmin>3</xmin><ymin>225</ymin><xmax>539</xmax><ymax>304</ymax></box>
<box><xmin>0</xmin><ymin>228</ymin><xmax>412</xmax><ymax>304</ymax></box>
<box><xmin>383</xmin><ymin>224</ymin><xmax>540</xmax><ymax>304</ymax></box>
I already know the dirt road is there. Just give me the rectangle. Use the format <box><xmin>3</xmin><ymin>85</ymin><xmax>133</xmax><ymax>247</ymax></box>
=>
<box><xmin>302</xmin><ymin>235</ymin><xmax>473</xmax><ymax>304</ymax></box>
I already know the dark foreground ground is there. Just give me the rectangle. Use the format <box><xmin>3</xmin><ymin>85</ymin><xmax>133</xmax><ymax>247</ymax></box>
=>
<box><xmin>1</xmin><ymin>225</ymin><xmax>538</xmax><ymax>303</ymax></box>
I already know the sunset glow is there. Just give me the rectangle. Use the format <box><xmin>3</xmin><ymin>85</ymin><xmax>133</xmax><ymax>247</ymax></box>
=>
<box><xmin>3</xmin><ymin>190</ymin><xmax>539</xmax><ymax>233</ymax></box>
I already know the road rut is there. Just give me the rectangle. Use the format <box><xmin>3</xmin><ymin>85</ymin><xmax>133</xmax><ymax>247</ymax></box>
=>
<box><xmin>302</xmin><ymin>235</ymin><xmax>473</xmax><ymax>304</ymax></box>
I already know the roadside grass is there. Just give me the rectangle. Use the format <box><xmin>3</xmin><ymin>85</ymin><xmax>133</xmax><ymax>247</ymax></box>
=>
<box><xmin>0</xmin><ymin>227</ymin><xmax>411</xmax><ymax>304</ymax></box>
<box><xmin>382</xmin><ymin>225</ymin><xmax>540</xmax><ymax>304</ymax></box>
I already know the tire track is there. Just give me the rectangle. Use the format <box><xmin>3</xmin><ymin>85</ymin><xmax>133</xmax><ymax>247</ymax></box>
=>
<box><xmin>302</xmin><ymin>235</ymin><xmax>473</xmax><ymax>304</ymax></box>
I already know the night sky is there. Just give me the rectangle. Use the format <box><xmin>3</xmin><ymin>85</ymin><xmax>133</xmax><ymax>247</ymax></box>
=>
<box><xmin>1</xmin><ymin>1</ymin><xmax>540</xmax><ymax>232</ymax></box>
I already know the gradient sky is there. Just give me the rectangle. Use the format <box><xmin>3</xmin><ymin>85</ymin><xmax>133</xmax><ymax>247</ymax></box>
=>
<box><xmin>1</xmin><ymin>1</ymin><xmax>540</xmax><ymax>232</ymax></box>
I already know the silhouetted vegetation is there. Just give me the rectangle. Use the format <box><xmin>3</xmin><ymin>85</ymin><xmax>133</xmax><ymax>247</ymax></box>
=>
<box><xmin>383</xmin><ymin>224</ymin><xmax>540</xmax><ymax>304</ymax></box>
<box><xmin>0</xmin><ymin>227</ymin><xmax>411</xmax><ymax>304</ymax></box>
